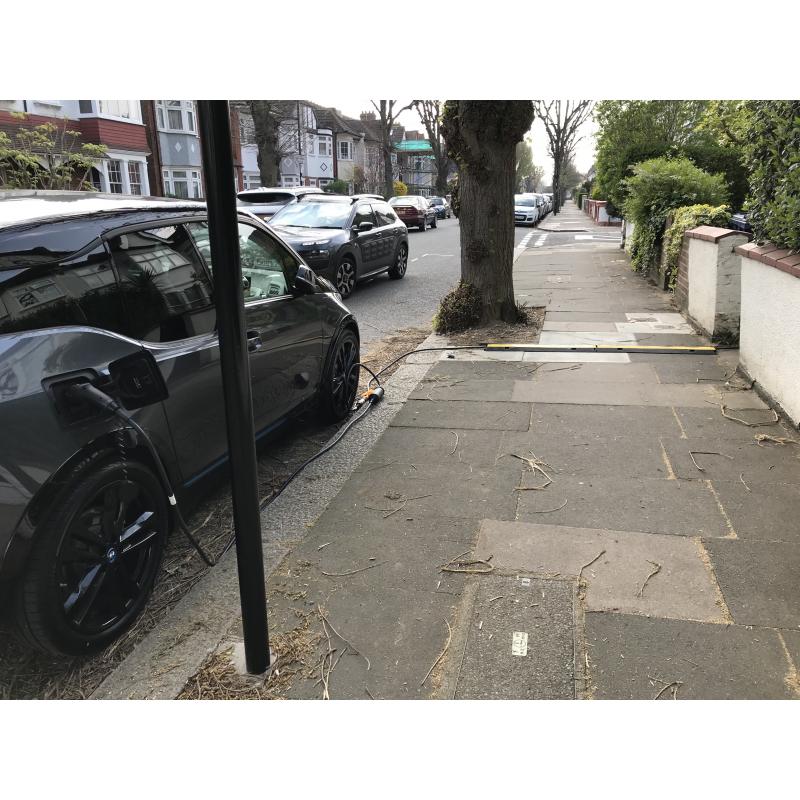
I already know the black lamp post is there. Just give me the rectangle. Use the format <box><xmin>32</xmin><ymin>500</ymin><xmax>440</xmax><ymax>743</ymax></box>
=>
<box><xmin>196</xmin><ymin>100</ymin><xmax>270</xmax><ymax>675</ymax></box>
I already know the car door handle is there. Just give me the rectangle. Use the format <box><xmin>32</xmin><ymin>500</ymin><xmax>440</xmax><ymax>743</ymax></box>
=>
<box><xmin>374</xmin><ymin>232</ymin><xmax>383</xmax><ymax>237</ymax></box>
<box><xmin>246</xmin><ymin>330</ymin><xmax>262</xmax><ymax>352</ymax></box>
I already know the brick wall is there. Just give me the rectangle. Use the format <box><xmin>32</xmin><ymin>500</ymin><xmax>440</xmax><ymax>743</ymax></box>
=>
<box><xmin>78</xmin><ymin>117</ymin><xmax>148</xmax><ymax>152</ymax></box>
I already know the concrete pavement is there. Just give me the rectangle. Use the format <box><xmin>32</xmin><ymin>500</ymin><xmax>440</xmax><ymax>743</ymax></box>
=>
<box><xmin>263</xmin><ymin>200</ymin><xmax>800</xmax><ymax>700</ymax></box>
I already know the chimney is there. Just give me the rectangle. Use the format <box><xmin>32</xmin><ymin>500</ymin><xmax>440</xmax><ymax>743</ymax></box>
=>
<box><xmin>360</xmin><ymin>111</ymin><xmax>376</xmax><ymax>121</ymax></box>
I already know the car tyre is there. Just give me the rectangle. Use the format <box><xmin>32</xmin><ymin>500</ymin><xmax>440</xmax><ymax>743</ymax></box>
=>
<box><xmin>388</xmin><ymin>243</ymin><xmax>408</xmax><ymax>280</ymax></box>
<box><xmin>319</xmin><ymin>327</ymin><xmax>360</xmax><ymax>422</ymax></box>
<box><xmin>14</xmin><ymin>456</ymin><xmax>168</xmax><ymax>656</ymax></box>
<box><xmin>431</xmin><ymin>216</ymin><xmax>437</xmax><ymax>229</ymax></box>
<box><xmin>335</xmin><ymin>256</ymin><xmax>357</xmax><ymax>298</ymax></box>
<box><xmin>418</xmin><ymin>218</ymin><xmax>426</xmax><ymax>232</ymax></box>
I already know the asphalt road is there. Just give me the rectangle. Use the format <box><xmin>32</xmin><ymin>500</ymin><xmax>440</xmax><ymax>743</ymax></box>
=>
<box><xmin>345</xmin><ymin>219</ymin><xmax>531</xmax><ymax>344</ymax></box>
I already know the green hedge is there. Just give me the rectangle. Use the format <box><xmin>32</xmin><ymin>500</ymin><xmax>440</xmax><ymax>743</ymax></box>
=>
<box><xmin>623</xmin><ymin>157</ymin><xmax>728</xmax><ymax>273</ymax></box>
<box><xmin>662</xmin><ymin>204</ymin><xmax>731</xmax><ymax>289</ymax></box>
<box><xmin>743</xmin><ymin>101</ymin><xmax>800</xmax><ymax>250</ymax></box>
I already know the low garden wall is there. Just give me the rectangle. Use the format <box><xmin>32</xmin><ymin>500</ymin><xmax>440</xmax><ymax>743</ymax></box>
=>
<box><xmin>736</xmin><ymin>242</ymin><xmax>800</xmax><ymax>425</ymax></box>
<box><xmin>682</xmin><ymin>226</ymin><xmax>749</xmax><ymax>341</ymax></box>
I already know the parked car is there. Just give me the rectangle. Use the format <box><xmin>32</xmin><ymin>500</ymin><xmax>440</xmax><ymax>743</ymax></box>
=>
<box><xmin>0</xmin><ymin>191</ymin><xmax>360</xmax><ymax>656</ymax></box>
<box><xmin>270</xmin><ymin>194</ymin><xmax>409</xmax><ymax>298</ymax></box>
<box><xmin>729</xmin><ymin>212</ymin><xmax>752</xmax><ymax>233</ymax></box>
<box><xmin>514</xmin><ymin>194</ymin><xmax>540</xmax><ymax>226</ymax></box>
<box><xmin>351</xmin><ymin>193</ymin><xmax>385</xmax><ymax>201</ymax></box>
<box><xmin>236</xmin><ymin>186</ymin><xmax>326</xmax><ymax>221</ymax></box>
<box><xmin>388</xmin><ymin>195</ymin><xmax>437</xmax><ymax>231</ymax></box>
<box><xmin>428</xmin><ymin>196</ymin><xmax>452</xmax><ymax>219</ymax></box>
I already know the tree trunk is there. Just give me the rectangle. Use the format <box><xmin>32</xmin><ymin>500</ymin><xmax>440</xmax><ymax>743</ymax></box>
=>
<box><xmin>435</xmin><ymin>159</ymin><xmax>449</xmax><ymax>194</ymax></box>
<box><xmin>552</xmin><ymin>152</ymin><xmax>562</xmax><ymax>214</ymax></box>
<box><xmin>383</xmin><ymin>146</ymin><xmax>394</xmax><ymax>200</ymax></box>
<box><xmin>442</xmin><ymin>101</ymin><xmax>534</xmax><ymax>324</ymax></box>
<box><xmin>249</xmin><ymin>101</ymin><xmax>280</xmax><ymax>186</ymax></box>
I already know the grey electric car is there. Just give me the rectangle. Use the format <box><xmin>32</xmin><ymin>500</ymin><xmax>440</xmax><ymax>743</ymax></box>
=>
<box><xmin>0</xmin><ymin>191</ymin><xmax>360</xmax><ymax>656</ymax></box>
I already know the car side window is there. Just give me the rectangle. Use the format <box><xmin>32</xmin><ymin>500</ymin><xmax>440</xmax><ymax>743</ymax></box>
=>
<box><xmin>352</xmin><ymin>205</ymin><xmax>375</xmax><ymax>228</ymax></box>
<box><xmin>108</xmin><ymin>224</ymin><xmax>215</xmax><ymax>343</ymax></box>
<box><xmin>187</xmin><ymin>220</ymin><xmax>298</xmax><ymax>303</ymax></box>
<box><xmin>373</xmin><ymin>203</ymin><xmax>397</xmax><ymax>227</ymax></box>
<box><xmin>0</xmin><ymin>245</ymin><xmax>126</xmax><ymax>336</ymax></box>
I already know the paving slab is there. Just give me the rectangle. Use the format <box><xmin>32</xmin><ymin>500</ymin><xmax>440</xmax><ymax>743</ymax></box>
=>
<box><xmin>410</xmin><ymin>379</ymin><xmax>515</xmax><ymax>402</ymax></box>
<box><xmin>515</xmin><ymin>475</ymin><xmax>730</xmax><ymax>537</ymax></box>
<box><xmin>661</xmin><ymin>437</ymin><xmax>800</xmax><ymax>483</ymax></box>
<box><xmin>542</xmin><ymin>321</ymin><xmax>620</xmax><ymax>332</ymax></box>
<box><xmin>499</xmin><ymin>430</ymin><xmax>671</xmax><ymax>481</ymax></box>
<box><xmin>545</xmin><ymin>311</ymin><xmax>631</xmax><ymax>322</ymax></box>
<box><xmin>323</xmin><ymin>460</ymin><xmax>522</xmax><ymax>523</ymax></box>
<box><xmin>476</xmin><ymin>521</ymin><xmax>726</xmax><ymax>622</ymax></box>
<box><xmin>391</xmin><ymin>399</ymin><xmax>531</xmax><ymax>430</ymax></box>
<box><xmin>359</xmin><ymin>427</ymin><xmax>505</xmax><ymax>468</ymax></box>
<box><xmin>529</xmin><ymin>403</ymin><xmax>683</xmax><ymax>438</ymax></box>
<box><xmin>586</xmin><ymin>612</ymin><xmax>796</xmax><ymax>699</ymax></box>
<box><xmin>673</xmin><ymin>406</ymin><xmax>797</xmax><ymax>440</ymax></box>
<box><xmin>521</xmin><ymin>351</ymin><xmax>632</xmax><ymax>363</ymax></box>
<box><xmin>424</xmin><ymin>361</ymin><xmax>541</xmax><ymax>382</ymax></box>
<box><xmin>440</xmin><ymin>349</ymin><xmax>525</xmax><ymax>362</ymax></box>
<box><xmin>615</xmin><ymin>321</ymin><xmax>694</xmax><ymax>334</ymax></box>
<box><xmin>709</xmin><ymin>479</ymin><xmax>800</xmax><ymax>541</ymax></box>
<box><xmin>512</xmin><ymin>381</ymin><xmax>767</xmax><ymax>409</ymax></box>
<box><xmin>275</xmin><ymin>582</ymin><xmax>462</xmax><ymax>700</ymax></box>
<box><xmin>454</xmin><ymin>576</ymin><xmax>575</xmax><ymax>699</ymax></box>
<box><xmin>703</xmin><ymin>538</ymin><xmax>800</xmax><ymax>628</ymax></box>
<box><xmin>531</xmin><ymin>362</ymin><xmax>659</xmax><ymax>385</ymax></box>
<box><xmin>630</xmin><ymin>355</ymin><xmax>729</xmax><ymax>384</ymax></box>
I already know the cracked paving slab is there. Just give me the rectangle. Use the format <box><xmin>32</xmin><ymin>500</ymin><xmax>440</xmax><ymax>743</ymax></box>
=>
<box><xmin>476</xmin><ymin>520</ymin><xmax>728</xmax><ymax>623</ymax></box>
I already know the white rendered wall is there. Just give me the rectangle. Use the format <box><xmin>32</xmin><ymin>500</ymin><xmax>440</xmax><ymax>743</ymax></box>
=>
<box><xmin>687</xmin><ymin>238</ymin><xmax>719</xmax><ymax>334</ymax></box>
<box><xmin>739</xmin><ymin>257</ymin><xmax>800</xmax><ymax>424</ymax></box>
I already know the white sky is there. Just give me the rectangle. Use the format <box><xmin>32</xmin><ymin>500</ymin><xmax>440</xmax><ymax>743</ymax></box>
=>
<box><xmin>315</xmin><ymin>100</ymin><xmax>598</xmax><ymax>185</ymax></box>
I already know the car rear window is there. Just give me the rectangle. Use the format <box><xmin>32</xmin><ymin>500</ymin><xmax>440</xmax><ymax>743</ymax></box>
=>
<box><xmin>237</xmin><ymin>191</ymin><xmax>294</xmax><ymax>204</ymax></box>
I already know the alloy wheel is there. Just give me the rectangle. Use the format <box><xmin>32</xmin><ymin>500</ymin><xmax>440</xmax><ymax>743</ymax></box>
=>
<box><xmin>336</xmin><ymin>259</ymin><xmax>356</xmax><ymax>297</ymax></box>
<box><xmin>329</xmin><ymin>335</ymin><xmax>359</xmax><ymax>417</ymax></box>
<box><xmin>394</xmin><ymin>246</ymin><xmax>407</xmax><ymax>277</ymax></box>
<box><xmin>55</xmin><ymin>478</ymin><xmax>163</xmax><ymax>636</ymax></box>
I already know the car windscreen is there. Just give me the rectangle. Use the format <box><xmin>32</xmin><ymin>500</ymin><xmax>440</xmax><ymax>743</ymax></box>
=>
<box><xmin>515</xmin><ymin>197</ymin><xmax>536</xmax><ymax>206</ymax></box>
<box><xmin>429</xmin><ymin>198</ymin><xmax>443</xmax><ymax>205</ymax></box>
<box><xmin>270</xmin><ymin>201</ymin><xmax>351</xmax><ymax>229</ymax></box>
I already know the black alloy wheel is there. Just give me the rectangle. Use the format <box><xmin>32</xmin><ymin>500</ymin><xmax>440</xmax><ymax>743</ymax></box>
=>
<box><xmin>15</xmin><ymin>459</ymin><xmax>168</xmax><ymax>655</ymax></box>
<box><xmin>320</xmin><ymin>328</ymin><xmax>360</xmax><ymax>421</ymax></box>
<box><xmin>418</xmin><ymin>216</ymin><xmax>427</xmax><ymax>232</ymax></box>
<box><xmin>431</xmin><ymin>215</ymin><xmax>437</xmax><ymax>228</ymax></box>
<box><xmin>388</xmin><ymin>243</ymin><xmax>408</xmax><ymax>280</ymax></box>
<box><xmin>335</xmin><ymin>257</ymin><xmax>357</xmax><ymax>298</ymax></box>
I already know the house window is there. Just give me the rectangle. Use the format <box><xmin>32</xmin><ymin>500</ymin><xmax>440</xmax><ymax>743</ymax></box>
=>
<box><xmin>107</xmin><ymin>160</ymin><xmax>124</xmax><ymax>194</ymax></box>
<box><xmin>163</xmin><ymin>168</ymin><xmax>203</xmax><ymax>199</ymax></box>
<box><xmin>281</xmin><ymin>175</ymin><xmax>300</xmax><ymax>187</ymax></box>
<box><xmin>243</xmin><ymin>172</ymin><xmax>262</xmax><ymax>190</ymax></box>
<box><xmin>318</xmin><ymin>136</ymin><xmax>332</xmax><ymax>157</ymax></box>
<box><xmin>79</xmin><ymin>100</ymin><xmax>94</xmax><ymax>114</ymax></box>
<box><xmin>156</xmin><ymin>100</ymin><xmax>196</xmax><ymax>133</ymax></box>
<box><xmin>127</xmin><ymin>161</ymin><xmax>143</xmax><ymax>195</ymax></box>
<box><xmin>97</xmin><ymin>100</ymin><xmax>142</xmax><ymax>123</ymax></box>
<box><xmin>338</xmin><ymin>140</ymin><xmax>352</xmax><ymax>160</ymax></box>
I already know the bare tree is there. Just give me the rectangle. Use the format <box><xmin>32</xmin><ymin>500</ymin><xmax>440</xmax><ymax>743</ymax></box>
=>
<box><xmin>533</xmin><ymin>100</ymin><xmax>593</xmax><ymax>213</ymax></box>
<box><xmin>411</xmin><ymin>100</ymin><xmax>451</xmax><ymax>193</ymax></box>
<box><xmin>247</xmin><ymin>101</ymin><xmax>298</xmax><ymax>186</ymax></box>
<box><xmin>442</xmin><ymin>100</ymin><xmax>534</xmax><ymax>323</ymax></box>
<box><xmin>371</xmin><ymin>100</ymin><xmax>413</xmax><ymax>199</ymax></box>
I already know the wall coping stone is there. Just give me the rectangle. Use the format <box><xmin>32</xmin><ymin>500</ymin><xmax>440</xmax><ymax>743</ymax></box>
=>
<box><xmin>736</xmin><ymin>240</ymin><xmax>800</xmax><ymax>280</ymax></box>
<box><xmin>685</xmin><ymin>226</ymin><xmax>748</xmax><ymax>243</ymax></box>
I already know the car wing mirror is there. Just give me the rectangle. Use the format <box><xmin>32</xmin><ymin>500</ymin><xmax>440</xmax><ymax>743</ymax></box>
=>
<box><xmin>293</xmin><ymin>264</ymin><xmax>317</xmax><ymax>295</ymax></box>
<box><xmin>355</xmin><ymin>221</ymin><xmax>373</xmax><ymax>232</ymax></box>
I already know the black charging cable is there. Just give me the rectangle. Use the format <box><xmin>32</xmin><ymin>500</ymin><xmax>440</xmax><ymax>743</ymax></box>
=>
<box><xmin>67</xmin><ymin>382</ymin><xmax>217</xmax><ymax>566</ymax></box>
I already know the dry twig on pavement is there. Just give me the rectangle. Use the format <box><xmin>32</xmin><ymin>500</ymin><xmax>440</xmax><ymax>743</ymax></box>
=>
<box><xmin>755</xmin><ymin>434</ymin><xmax>797</xmax><ymax>447</ymax></box>
<box><xmin>637</xmin><ymin>560</ymin><xmax>662</xmax><ymax>597</ymax></box>
<box><xmin>318</xmin><ymin>607</ymin><xmax>371</xmax><ymax>672</ymax></box>
<box><xmin>320</xmin><ymin>561</ymin><xmax>387</xmax><ymax>578</ymax></box>
<box><xmin>420</xmin><ymin>619</ymin><xmax>452</xmax><ymax>687</ymax></box>
<box><xmin>739</xmin><ymin>473</ymin><xmax>751</xmax><ymax>492</ymax></box>
<box><xmin>720</xmin><ymin>404</ymin><xmax>779</xmax><ymax>427</ymax></box>
<box><xmin>653</xmin><ymin>680</ymin><xmax>683</xmax><ymax>700</ymax></box>
<box><xmin>578</xmin><ymin>550</ymin><xmax>606</xmax><ymax>580</ymax></box>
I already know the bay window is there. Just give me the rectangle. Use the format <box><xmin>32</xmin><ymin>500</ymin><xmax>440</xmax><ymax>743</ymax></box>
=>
<box><xmin>156</xmin><ymin>100</ymin><xmax>197</xmax><ymax>133</ymax></box>
<box><xmin>163</xmin><ymin>168</ymin><xmax>203</xmax><ymax>199</ymax></box>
